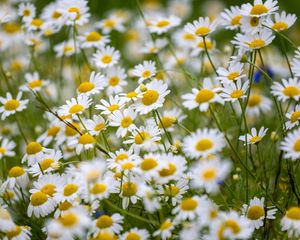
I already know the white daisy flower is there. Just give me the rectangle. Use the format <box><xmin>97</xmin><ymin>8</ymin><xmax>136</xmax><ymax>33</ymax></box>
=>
<box><xmin>78</xmin><ymin>31</ymin><xmax>110</xmax><ymax>49</ymax></box>
<box><xmin>120</xmin><ymin>228</ymin><xmax>149</xmax><ymax>240</ymax></box>
<box><xmin>220</xmin><ymin>79</ymin><xmax>249</xmax><ymax>102</ymax></box>
<box><xmin>30</xmin><ymin>173</ymin><xmax>62</xmax><ymax>198</ymax></box>
<box><xmin>246</xmin><ymin>92</ymin><xmax>272</xmax><ymax>117</ymax></box>
<box><xmin>280</xmin><ymin>127</ymin><xmax>300</xmax><ymax>160</ymax></box>
<box><xmin>240</xmin><ymin>0</ymin><xmax>278</xmax><ymax>17</ymax></box>
<box><xmin>141</xmin><ymin>38</ymin><xmax>168</xmax><ymax>54</ymax></box>
<box><xmin>182</xmin><ymin>77</ymin><xmax>223</xmax><ymax>112</ymax></box>
<box><xmin>184</xmin><ymin>17</ymin><xmax>218</xmax><ymax>37</ymax></box>
<box><xmin>217</xmin><ymin>62</ymin><xmax>246</xmax><ymax>84</ymax></box>
<box><xmin>220</xmin><ymin>6</ymin><xmax>243</xmax><ymax>30</ymax></box>
<box><xmin>285</xmin><ymin>104</ymin><xmax>300</xmax><ymax>130</ymax></box>
<box><xmin>97</xmin><ymin>16</ymin><xmax>125</xmax><ymax>34</ymax></box>
<box><xmin>153</xmin><ymin>219</ymin><xmax>175</xmax><ymax>240</ymax></box>
<box><xmin>92</xmin><ymin>213</ymin><xmax>123</xmax><ymax>236</ymax></box>
<box><xmin>0</xmin><ymin>92</ymin><xmax>28</xmax><ymax>120</ymax></box>
<box><xmin>0</xmin><ymin>137</ymin><xmax>15</xmax><ymax>159</ymax></box>
<box><xmin>18</xmin><ymin>3</ymin><xmax>36</xmax><ymax>20</ymax></box>
<box><xmin>20</xmin><ymin>72</ymin><xmax>49</xmax><ymax>92</ymax></box>
<box><xmin>92</xmin><ymin>45</ymin><xmax>120</xmax><ymax>69</ymax></box>
<box><xmin>157</xmin><ymin>108</ymin><xmax>186</xmax><ymax>132</ymax></box>
<box><xmin>3</xmin><ymin>225</ymin><xmax>31</xmax><ymax>240</ymax></box>
<box><xmin>265</xmin><ymin>11</ymin><xmax>297</xmax><ymax>32</ymax></box>
<box><xmin>105</xmin><ymin>66</ymin><xmax>127</xmax><ymax>95</ymax></box>
<box><xmin>242</xmin><ymin>197</ymin><xmax>277</xmax><ymax>229</ymax></box>
<box><xmin>239</xmin><ymin>126</ymin><xmax>268</xmax><ymax>145</ymax></box>
<box><xmin>27</xmin><ymin>190</ymin><xmax>56</xmax><ymax>218</ymax></box>
<box><xmin>240</xmin><ymin>16</ymin><xmax>265</xmax><ymax>34</ymax></box>
<box><xmin>281</xmin><ymin>206</ymin><xmax>300</xmax><ymax>238</ymax></box>
<box><xmin>191</xmin><ymin>37</ymin><xmax>216</xmax><ymax>56</ymax></box>
<box><xmin>0</xmin><ymin>206</ymin><xmax>15</xmax><ymax>232</ymax></box>
<box><xmin>132</xmin><ymin>60</ymin><xmax>157</xmax><ymax>84</ymax></box>
<box><xmin>22</xmin><ymin>141</ymin><xmax>49</xmax><ymax>166</ymax></box>
<box><xmin>89</xmin><ymin>175</ymin><xmax>118</xmax><ymax>201</ymax></box>
<box><xmin>54</xmin><ymin>40</ymin><xmax>76</xmax><ymax>57</ymax></box>
<box><xmin>271</xmin><ymin>78</ymin><xmax>300</xmax><ymax>102</ymax></box>
<box><xmin>68</xmin><ymin>133</ymin><xmax>96</xmax><ymax>155</ymax></box>
<box><xmin>85</xmin><ymin>115</ymin><xmax>107</xmax><ymax>136</ymax></box>
<box><xmin>6</xmin><ymin>166</ymin><xmax>29</xmax><ymax>189</ymax></box>
<box><xmin>183</xmin><ymin>128</ymin><xmax>225</xmax><ymax>159</ymax></box>
<box><xmin>77</xmin><ymin>71</ymin><xmax>106</xmax><ymax>96</ymax></box>
<box><xmin>59</xmin><ymin>94</ymin><xmax>93</xmax><ymax>116</ymax></box>
<box><xmin>148</xmin><ymin>15</ymin><xmax>181</xmax><ymax>35</ymax></box>
<box><xmin>96</xmin><ymin>95</ymin><xmax>126</xmax><ymax>115</ymax></box>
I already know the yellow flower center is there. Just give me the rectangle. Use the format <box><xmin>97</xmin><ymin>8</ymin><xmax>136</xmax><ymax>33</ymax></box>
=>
<box><xmin>293</xmin><ymin>139</ymin><xmax>300</xmax><ymax>152</ymax></box>
<box><xmin>127</xmin><ymin>91</ymin><xmax>138</xmax><ymax>98</ymax></box>
<box><xmin>69</xmin><ymin>104</ymin><xmax>84</xmax><ymax>114</ymax></box>
<box><xmin>90</xmin><ymin>183</ymin><xmax>107</xmax><ymax>194</ymax></box>
<box><xmin>283</xmin><ymin>86</ymin><xmax>300</xmax><ymax>97</ymax></box>
<box><xmin>41</xmin><ymin>184</ymin><xmax>56</xmax><ymax>197</ymax></box>
<box><xmin>8</xmin><ymin>166</ymin><xmax>25</xmax><ymax>177</ymax></box>
<box><xmin>197</xmin><ymin>40</ymin><xmax>213</xmax><ymax>49</ymax></box>
<box><xmin>248</xmin><ymin>39</ymin><xmax>266</xmax><ymax>49</ymax></box>
<box><xmin>210</xmin><ymin>209</ymin><xmax>218</xmax><ymax>219</ymax></box>
<box><xmin>218</xmin><ymin>219</ymin><xmax>241</xmax><ymax>238</ymax></box>
<box><xmin>58</xmin><ymin>201</ymin><xmax>72</xmax><ymax>211</ymax></box>
<box><xmin>248</xmin><ymin>94</ymin><xmax>262</xmax><ymax>107</ymax></box>
<box><xmin>156</xmin><ymin>20</ymin><xmax>170</xmax><ymax>27</ymax></box>
<box><xmin>195</xmin><ymin>26</ymin><xmax>210</xmax><ymax>36</ymax></box>
<box><xmin>68</xmin><ymin>7</ymin><xmax>80</xmax><ymax>20</ymax></box>
<box><xmin>95</xmin><ymin>123</ymin><xmax>106</xmax><ymax>131</ymax></box>
<box><xmin>28</xmin><ymin>79</ymin><xmax>42</xmax><ymax>89</ymax></box>
<box><xmin>108</xmin><ymin>104</ymin><xmax>119</xmax><ymax>112</ymax></box>
<box><xmin>30</xmin><ymin>191</ymin><xmax>48</xmax><ymax>206</ymax></box>
<box><xmin>142</xmin><ymin>90</ymin><xmax>159</xmax><ymax>106</ymax></box>
<box><xmin>230</xmin><ymin>89</ymin><xmax>244</xmax><ymax>99</ymax></box>
<box><xmin>141</xmin><ymin>70</ymin><xmax>151</xmax><ymax>78</ymax></box>
<box><xmin>63</xmin><ymin>183</ymin><xmax>78</xmax><ymax>196</ymax></box>
<box><xmin>23</xmin><ymin>9</ymin><xmax>31</xmax><ymax>16</ymax></box>
<box><xmin>26</xmin><ymin>142</ymin><xmax>42</xmax><ymax>155</ymax></box>
<box><xmin>231</xmin><ymin>16</ymin><xmax>242</xmax><ymax>26</ymax></box>
<box><xmin>195</xmin><ymin>89</ymin><xmax>215</xmax><ymax>103</ymax></box>
<box><xmin>134</xmin><ymin>131</ymin><xmax>150</xmax><ymax>144</ymax></box>
<box><xmin>65</xmin><ymin>122</ymin><xmax>80</xmax><ymax>136</ymax></box>
<box><xmin>160</xmin><ymin>221</ymin><xmax>172</xmax><ymax>230</ymax></box>
<box><xmin>63</xmin><ymin>46</ymin><xmax>74</xmax><ymax>53</ymax></box>
<box><xmin>47</xmin><ymin>126</ymin><xmax>60</xmax><ymax>136</ymax></box>
<box><xmin>183</xmin><ymin>33</ymin><xmax>196</xmax><ymax>40</ymax></box>
<box><xmin>52</xmin><ymin>11</ymin><xmax>62</xmax><ymax>19</ymax></box>
<box><xmin>31</xmin><ymin>18</ymin><xmax>44</xmax><ymax>27</ymax></box>
<box><xmin>109</xmin><ymin>76</ymin><xmax>120</xmax><ymax>86</ymax></box>
<box><xmin>202</xmin><ymin>168</ymin><xmax>217</xmax><ymax>180</ymax></box>
<box><xmin>122</xmin><ymin>182</ymin><xmax>137</xmax><ymax>197</ymax></box>
<box><xmin>58</xmin><ymin>212</ymin><xmax>78</xmax><ymax>227</ymax></box>
<box><xmin>0</xmin><ymin>208</ymin><xmax>11</xmax><ymax>220</ymax></box>
<box><xmin>96</xmin><ymin>215</ymin><xmax>113</xmax><ymax>228</ymax></box>
<box><xmin>159</xmin><ymin>116</ymin><xmax>176</xmax><ymax>129</ymax></box>
<box><xmin>247</xmin><ymin>205</ymin><xmax>265</xmax><ymax>220</ymax></box>
<box><xmin>104</xmin><ymin>19</ymin><xmax>116</xmax><ymax>28</ymax></box>
<box><xmin>250</xmin><ymin>17</ymin><xmax>260</xmax><ymax>27</ymax></box>
<box><xmin>3</xmin><ymin>191</ymin><xmax>14</xmax><ymax>200</ymax></box>
<box><xmin>181</xmin><ymin>198</ymin><xmax>198</xmax><ymax>211</ymax></box>
<box><xmin>291</xmin><ymin>111</ymin><xmax>300</xmax><ymax>123</ymax></box>
<box><xmin>40</xmin><ymin>158</ymin><xmax>54</xmax><ymax>171</ymax></box>
<box><xmin>165</xmin><ymin>185</ymin><xmax>179</xmax><ymax>197</ymax></box>
<box><xmin>78</xmin><ymin>82</ymin><xmax>95</xmax><ymax>93</ymax></box>
<box><xmin>4</xmin><ymin>99</ymin><xmax>20</xmax><ymax>111</ymax></box>
<box><xmin>195</xmin><ymin>138</ymin><xmax>214</xmax><ymax>151</ymax></box>
<box><xmin>140</xmin><ymin>158</ymin><xmax>158</xmax><ymax>171</ymax></box>
<box><xmin>101</xmin><ymin>55</ymin><xmax>113</xmax><ymax>64</ymax></box>
<box><xmin>6</xmin><ymin>226</ymin><xmax>22</xmax><ymax>238</ymax></box>
<box><xmin>121</xmin><ymin>116</ymin><xmax>133</xmax><ymax>128</ymax></box>
<box><xmin>78</xmin><ymin>134</ymin><xmax>95</xmax><ymax>145</ymax></box>
<box><xmin>86</xmin><ymin>31</ymin><xmax>102</xmax><ymax>42</ymax></box>
<box><xmin>116</xmin><ymin>153</ymin><xmax>128</xmax><ymax>161</ymax></box>
<box><xmin>286</xmin><ymin>207</ymin><xmax>300</xmax><ymax>220</ymax></box>
<box><xmin>95</xmin><ymin>231</ymin><xmax>117</xmax><ymax>240</ymax></box>
<box><xmin>249</xmin><ymin>136</ymin><xmax>262</xmax><ymax>143</ymax></box>
<box><xmin>159</xmin><ymin>163</ymin><xmax>177</xmax><ymax>177</ymax></box>
<box><xmin>3</xmin><ymin>22</ymin><xmax>21</xmax><ymax>34</ymax></box>
<box><xmin>250</xmin><ymin>4</ymin><xmax>268</xmax><ymax>15</ymax></box>
<box><xmin>121</xmin><ymin>162</ymin><xmax>135</xmax><ymax>170</ymax></box>
<box><xmin>227</xmin><ymin>72</ymin><xmax>240</xmax><ymax>81</ymax></box>
<box><xmin>0</xmin><ymin>146</ymin><xmax>6</xmax><ymax>154</ymax></box>
<box><xmin>272</xmin><ymin>21</ymin><xmax>288</xmax><ymax>31</ymax></box>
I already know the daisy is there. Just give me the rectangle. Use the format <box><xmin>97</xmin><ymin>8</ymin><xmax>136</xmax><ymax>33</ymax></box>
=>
<box><xmin>120</xmin><ymin>90</ymin><xmax>141</xmax><ymax>103</ymax></box>
<box><xmin>0</xmin><ymin>206</ymin><xmax>15</xmax><ymax>232</ymax></box>
<box><xmin>140</xmin><ymin>38</ymin><xmax>167</xmax><ymax>54</ymax></box>
<box><xmin>0</xmin><ymin>137</ymin><xmax>15</xmax><ymax>159</ymax></box>
<box><xmin>3</xmin><ymin>225</ymin><xmax>31</xmax><ymax>240</ymax></box>
<box><xmin>124</xmin><ymin>123</ymin><xmax>161</xmax><ymax>152</ymax></box>
<box><xmin>139</xmin><ymin>185</ymin><xmax>160</xmax><ymax>212</ymax></box>
<box><xmin>182</xmin><ymin>77</ymin><xmax>223</xmax><ymax>112</ymax></box>
<box><xmin>37</xmin><ymin>123</ymin><xmax>62</xmax><ymax>146</ymax></box>
<box><xmin>271</xmin><ymin>78</ymin><xmax>300</xmax><ymax>102</ymax></box>
<box><xmin>78</xmin><ymin>31</ymin><xmax>110</xmax><ymax>49</ymax></box>
<box><xmin>22</xmin><ymin>141</ymin><xmax>48</xmax><ymax>166</ymax></box>
<box><xmin>77</xmin><ymin>71</ymin><xmax>106</xmax><ymax>96</ymax></box>
<box><xmin>59</xmin><ymin>94</ymin><xmax>93</xmax><ymax>116</ymax></box>
<box><xmin>148</xmin><ymin>15</ymin><xmax>181</xmax><ymax>35</ymax></box>
<box><xmin>285</xmin><ymin>105</ymin><xmax>300</xmax><ymax>130</ymax></box>
<box><xmin>132</xmin><ymin>60</ymin><xmax>157</xmax><ymax>84</ymax></box>
<box><xmin>97</xmin><ymin>16</ymin><xmax>125</xmax><ymax>34</ymax></box>
<box><xmin>135</xmin><ymin>80</ymin><xmax>170</xmax><ymax>114</ymax></box>
<box><xmin>184</xmin><ymin>17</ymin><xmax>218</xmax><ymax>37</ymax></box>
<box><xmin>153</xmin><ymin>219</ymin><xmax>175</xmax><ymax>240</ymax></box>
<box><xmin>119</xmin><ymin>178</ymin><xmax>142</xmax><ymax>209</ymax></box>
<box><xmin>92</xmin><ymin>213</ymin><xmax>123</xmax><ymax>236</ymax></box>
<box><xmin>120</xmin><ymin>228</ymin><xmax>149</xmax><ymax>240</ymax></box>
<box><xmin>172</xmin><ymin>30</ymin><xmax>197</xmax><ymax>49</ymax></box>
<box><xmin>0</xmin><ymin>92</ymin><xmax>28</xmax><ymax>120</ymax></box>
<box><xmin>136</xmin><ymin>153</ymin><xmax>162</xmax><ymax>180</ymax></box>
<box><xmin>18</xmin><ymin>3</ymin><xmax>36</xmax><ymax>20</ymax></box>
<box><xmin>281</xmin><ymin>206</ymin><xmax>300</xmax><ymax>238</ymax></box>
<box><xmin>106</xmin><ymin>148</ymin><xmax>139</xmax><ymax>170</ymax></box>
<box><xmin>183</xmin><ymin>128</ymin><xmax>225</xmax><ymax>159</ymax></box>
<box><xmin>96</xmin><ymin>95</ymin><xmax>126</xmax><ymax>115</ymax></box>
<box><xmin>232</xmin><ymin>29</ymin><xmax>275</xmax><ymax>51</ymax></box>
<box><xmin>27</xmin><ymin>190</ymin><xmax>56</xmax><ymax>217</ymax></box>
<box><xmin>68</xmin><ymin>133</ymin><xmax>96</xmax><ymax>154</ymax></box>
<box><xmin>89</xmin><ymin>175</ymin><xmax>118</xmax><ymax>201</ymax></box>
<box><xmin>41</xmin><ymin>2</ymin><xmax>65</xmax><ymax>27</ymax></box>
<box><xmin>157</xmin><ymin>108</ymin><xmax>186</xmax><ymax>132</ymax></box>
<box><xmin>191</xmin><ymin>158</ymin><xmax>231</xmax><ymax>193</ymax></box>
<box><xmin>239</xmin><ymin>127</ymin><xmax>268</xmax><ymax>145</ymax></box>
<box><xmin>246</xmin><ymin>92</ymin><xmax>272</xmax><ymax>117</ymax></box>
<box><xmin>85</xmin><ymin>115</ymin><xmax>107</xmax><ymax>136</ymax></box>
<box><xmin>24</xmin><ymin>18</ymin><xmax>45</xmax><ymax>31</ymax></box>
<box><xmin>209</xmin><ymin>211</ymin><xmax>253</xmax><ymax>239</ymax></box>
<box><xmin>265</xmin><ymin>11</ymin><xmax>297</xmax><ymax>32</ymax></box>
<box><xmin>105</xmin><ymin>66</ymin><xmax>127</xmax><ymax>95</ymax></box>
<box><xmin>54</xmin><ymin>40</ymin><xmax>76</xmax><ymax>57</ymax></box>
<box><xmin>222</xmin><ymin>80</ymin><xmax>249</xmax><ymax>102</ymax></box>
<box><xmin>220</xmin><ymin>6</ymin><xmax>243</xmax><ymax>30</ymax></box>
<box><xmin>280</xmin><ymin>127</ymin><xmax>300</xmax><ymax>161</ymax></box>
<box><xmin>109</xmin><ymin>108</ymin><xmax>137</xmax><ymax>137</ymax></box>
<box><xmin>172</xmin><ymin>195</ymin><xmax>206</xmax><ymax>221</ymax></box>
<box><xmin>217</xmin><ymin>62</ymin><xmax>246</xmax><ymax>84</ymax></box>
<box><xmin>58</xmin><ymin>0</ymin><xmax>90</xmax><ymax>26</ymax></box>
<box><xmin>243</xmin><ymin>197</ymin><xmax>277</xmax><ymax>229</ymax></box>
<box><xmin>92</xmin><ymin>45</ymin><xmax>120</xmax><ymax>69</ymax></box>
<box><xmin>191</xmin><ymin>37</ymin><xmax>216</xmax><ymax>56</ymax></box>
<box><xmin>20</xmin><ymin>72</ymin><xmax>49</xmax><ymax>92</ymax></box>
<box><xmin>6</xmin><ymin>166</ymin><xmax>29</xmax><ymax>189</ymax></box>
<box><xmin>240</xmin><ymin>0</ymin><xmax>279</xmax><ymax>17</ymax></box>
<box><xmin>240</xmin><ymin>16</ymin><xmax>265</xmax><ymax>34</ymax></box>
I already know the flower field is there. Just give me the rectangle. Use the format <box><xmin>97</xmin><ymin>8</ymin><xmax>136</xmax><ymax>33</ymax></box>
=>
<box><xmin>1</xmin><ymin>0</ymin><xmax>300</xmax><ymax>239</ymax></box>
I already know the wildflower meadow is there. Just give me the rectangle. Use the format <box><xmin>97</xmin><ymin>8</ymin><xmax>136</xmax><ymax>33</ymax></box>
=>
<box><xmin>1</xmin><ymin>0</ymin><xmax>300</xmax><ymax>239</ymax></box>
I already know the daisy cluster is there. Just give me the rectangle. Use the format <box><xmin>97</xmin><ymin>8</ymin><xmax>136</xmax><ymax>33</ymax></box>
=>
<box><xmin>0</xmin><ymin>0</ymin><xmax>300</xmax><ymax>239</ymax></box>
